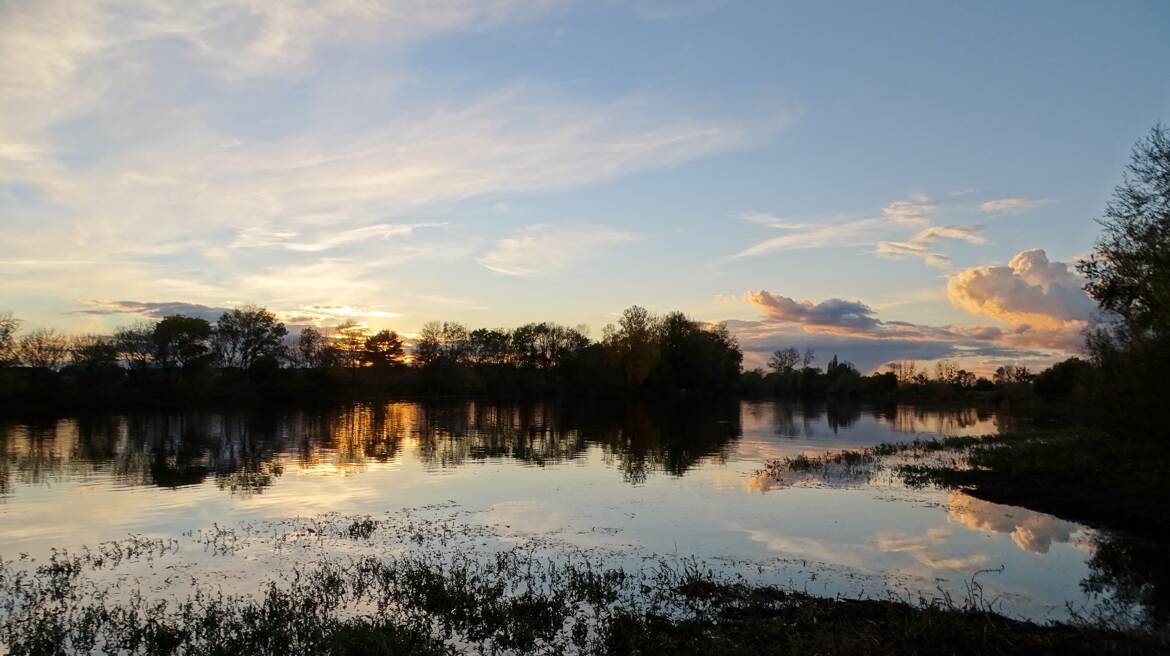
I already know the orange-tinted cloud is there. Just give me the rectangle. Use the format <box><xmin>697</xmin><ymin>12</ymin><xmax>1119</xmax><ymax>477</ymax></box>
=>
<box><xmin>946</xmin><ymin>249</ymin><xmax>1097</xmax><ymax>349</ymax></box>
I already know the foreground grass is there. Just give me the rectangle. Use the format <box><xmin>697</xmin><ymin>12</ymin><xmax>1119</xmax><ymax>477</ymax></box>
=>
<box><xmin>1</xmin><ymin>511</ymin><xmax>1165</xmax><ymax>655</ymax></box>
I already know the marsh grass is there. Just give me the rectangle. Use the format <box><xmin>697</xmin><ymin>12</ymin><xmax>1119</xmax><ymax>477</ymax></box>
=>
<box><xmin>1</xmin><ymin>509</ymin><xmax>1164</xmax><ymax>655</ymax></box>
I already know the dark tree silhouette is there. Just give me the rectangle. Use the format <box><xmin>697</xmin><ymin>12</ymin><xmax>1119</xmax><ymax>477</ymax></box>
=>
<box><xmin>363</xmin><ymin>330</ymin><xmax>405</xmax><ymax>368</ymax></box>
<box><xmin>1076</xmin><ymin>124</ymin><xmax>1170</xmax><ymax>439</ymax></box>
<box><xmin>0</xmin><ymin>312</ymin><xmax>19</xmax><ymax>366</ymax></box>
<box><xmin>152</xmin><ymin>315</ymin><xmax>212</xmax><ymax>370</ymax></box>
<box><xmin>16</xmin><ymin>328</ymin><xmax>69</xmax><ymax>370</ymax></box>
<box><xmin>213</xmin><ymin>306</ymin><xmax>288</xmax><ymax>370</ymax></box>
<box><xmin>1079</xmin><ymin>124</ymin><xmax>1170</xmax><ymax>339</ymax></box>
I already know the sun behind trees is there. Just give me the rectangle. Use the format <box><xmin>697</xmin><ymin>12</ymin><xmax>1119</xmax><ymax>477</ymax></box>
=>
<box><xmin>0</xmin><ymin>305</ymin><xmax>745</xmax><ymax>411</ymax></box>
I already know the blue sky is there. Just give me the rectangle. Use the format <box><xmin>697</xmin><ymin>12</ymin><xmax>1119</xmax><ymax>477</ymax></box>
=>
<box><xmin>1</xmin><ymin>1</ymin><xmax>1167</xmax><ymax>372</ymax></box>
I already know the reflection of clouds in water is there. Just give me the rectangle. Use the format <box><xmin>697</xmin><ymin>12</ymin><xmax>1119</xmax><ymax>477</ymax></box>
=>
<box><xmin>947</xmin><ymin>493</ymin><xmax>1079</xmax><ymax>554</ymax></box>
<box><xmin>875</xmin><ymin>526</ymin><xmax>989</xmax><ymax>571</ymax></box>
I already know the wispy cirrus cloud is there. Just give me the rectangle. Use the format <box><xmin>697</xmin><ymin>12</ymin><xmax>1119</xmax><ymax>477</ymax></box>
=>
<box><xmin>229</xmin><ymin>223</ymin><xmax>444</xmax><ymax>253</ymax></box>
<box><xmin>738</xmin><ymin>195</ymin><xmax>986</xmax><ymax>267</ymax></box>
<box><xmin>882</xmin><ymin>194</ymin><xmax>935</xmax><ymax>227</ymax></box>
<box><xmin>734</xmin><ymin>216</ymin><xmax>883</xmax><ymax>257</ymax></box>
<box><xmin>875</xmin><ymin>224</ymin><xmax>986</xmax><ymax>268</ymax></box>
<box><xmin>477</xmin><ymin>224</ymin><xmax>634</xmax><ymax>277</ymax></box>
<box><xmin>978</xmin><ymin>197</ymin><xmax>1050</xmax><ymax>214</ymax></box>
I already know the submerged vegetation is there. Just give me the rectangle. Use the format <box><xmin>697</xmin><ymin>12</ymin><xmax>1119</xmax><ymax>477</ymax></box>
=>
<box><xmin>0</xmin><ymin>510</ymin><xmax>1164</xmax><ymax>656</ymax></box>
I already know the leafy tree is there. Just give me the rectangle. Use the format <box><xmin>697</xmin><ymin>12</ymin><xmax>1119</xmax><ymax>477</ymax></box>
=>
<box><xmin>152</xmin><ymin>316</ymin><xmax>212</xmax><ymax>370</ymax></box>
<box><xmin>17</xmin><ymin>328</ymin><xmax>70</xmax><ymax>370</ymax></box>
<box><xmin>363</xmin><ymin>330</ymin><xmax>405</xmax><ymax>368</ymax></box>
<box><xmin>213</xmin><ymin>306</ymin><xmax>288</xmax><ymax>370</ymax></box>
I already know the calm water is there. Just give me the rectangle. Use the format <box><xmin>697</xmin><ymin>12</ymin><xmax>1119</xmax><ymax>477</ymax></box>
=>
<box><xmin>0</xmin><ymin>401</ymin><xmax>1152</xmax><ymax>625</ymax></box>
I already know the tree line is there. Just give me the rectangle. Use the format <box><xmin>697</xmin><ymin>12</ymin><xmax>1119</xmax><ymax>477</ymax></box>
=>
<box><xmin>0</xmin><ymin>305</ymin><xmax>743</xmax><ymax>411</ymax></box>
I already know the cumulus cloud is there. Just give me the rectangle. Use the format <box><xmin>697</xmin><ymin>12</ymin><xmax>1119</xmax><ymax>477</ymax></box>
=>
<box><xmin>947</xmin><ymin>249</ymin><xmax>1096</xmax><ymax>334</ymax></box>
<box><xmin>744</xmin><ymin>291</ymin><xmax>879</xmax><ymax>331</ymax></box>
<box><xmin>477</xmin><ymin>224</ymin><xmax>633</xmax><ymax>277</ymax></box>
<box><xmin>978</xmin><ymin>197</ymin><xmax>1049</xmax><ymax>214</ymax></box>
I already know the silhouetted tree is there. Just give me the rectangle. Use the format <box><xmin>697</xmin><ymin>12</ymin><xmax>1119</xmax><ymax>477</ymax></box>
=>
<box><xmin>1077</xmin><ymin>124</ymin><xmax>1170</xmax><ymax>439</ymax></box>
<box><xmin>363</xmin><ymin>330</ymin><xmax>405</xmax><ymax>368</ymax></box>
<box><xmin>333</xmin><ymin>321</ymin><xmax>368</xmax><ymax>370</ymax></box>
<box><xmin>413</xmin><ymin>321</ymin><xmax>469</xmax><ymax>368</ymax></box>
<box><xmin>69</xmin><ymin>335</ymin><xmax>120</xmax><ymax>370</ymax></box>
<box><xmin>0</xmin><ymin>312</ymin><xmax>19</xmax><ymax>366</ymax></box>
<box><xmin>114</xmin><ymin>322</ymin><xmax>156</xmax><ymax>369</ymax></box>
<box><xmin>605</xmin><ymin>306</ymin><xmax>659</xmax><ymax>387</ymax></box>
<box><xmin>152</xmin><ymin>316</ymin><xmax>212</xmax><ymax>370</ymax></box>
<box><xmin>1033</xmin><ymin>357</ymin><xmax>1093</xmax><ymax>398</ymax></box>
<box><xmin>1079</xmin><ymin>124</ymin><xmax>1170</xmax><ymax>341</ymax></box>
<box><xmin>767</xmin><ymin>347</ymin><xmax>800</xmax><ymax>373</ymax></box>
<box><xmin>296</xmin><ymin>327</ymin><xmax>328</xmax><ymax>368</ymax></box>
<box><xmin>213</xmin><ymin>306</ymin><xmax>288</xmax><ymax>370</ymax></box>
<box><xmin>17</xmin><ymin>328</ymin><xmax>69</xmax><ymax>370</ymax></box>
<box><xmin>468</xmin><ymin>328</ymin><xmax>512</xmax><ymax>366</ymax></box>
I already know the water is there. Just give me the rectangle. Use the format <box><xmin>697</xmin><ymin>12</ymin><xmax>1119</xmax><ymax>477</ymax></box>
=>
<box><xmin>0</xmin><ymin>400</ymin><xmax>1149</xmax><ymax>626</ymax></box>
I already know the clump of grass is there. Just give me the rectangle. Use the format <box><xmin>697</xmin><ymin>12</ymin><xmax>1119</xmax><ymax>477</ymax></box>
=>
<box><xmin>346</xmin><ymin>517</ymin><xmax>378</xmax><ymax>540</ymax></box>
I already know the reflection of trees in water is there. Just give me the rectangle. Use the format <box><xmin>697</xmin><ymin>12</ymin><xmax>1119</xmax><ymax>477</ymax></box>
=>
<box><xmin>0</xmin><ymin>400</ymin><xmax>742</xmax><ymax>494</ymax></box>
<box><xmin>413</xmin><ymin>401</ymin><xmax>587</xmax><ymax>469</ymax></box>
<box><xmin>766</xmin><ymin>403</ymin><xmax>865</xmax><ymax>437</ymax></box>
<box><xmin>879</xmin><ymin>405</ymin><xmax>996</xmax><ymax>435</ymax></box>
<box><xmin>1082</xmin><ymin>531</ymin><xmax>1169</xmax><ymax>629</ymax></box>
<box><xmin>584</xmin><ymin>401</ymin><xmax>742</xmax><ymax>484</ymax></box>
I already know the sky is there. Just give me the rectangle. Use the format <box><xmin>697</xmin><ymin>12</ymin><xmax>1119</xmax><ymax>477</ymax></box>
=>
<box><xmin>2</xmin><ymin>0</ymin><xmax>1168</xmax><ymax>373</ymax></box>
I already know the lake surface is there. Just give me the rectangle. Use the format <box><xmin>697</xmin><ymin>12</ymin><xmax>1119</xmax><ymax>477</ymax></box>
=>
<box><xmin>0</xmin><ymin>401</ymin><xmax>1152</xmax><ymax>626</ymax></box>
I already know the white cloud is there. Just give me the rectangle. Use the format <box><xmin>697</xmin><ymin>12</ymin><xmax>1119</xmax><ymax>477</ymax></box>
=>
<box><xmin>477</xmin><ymin>224</ymin><xmax>634</xmax><ymax>277</ymax></box>
<box><xmin>882</xmin><ymin>194</ymin><xmax>934</xmax><ymax>227</ymax></box>
<box><xmin>909</xmin><ymin>225</ymin><xmax>985</xmax><ymax>245</ymax></box>
<box><xmin>735</xmin><ymin>217</ymin><xmax>883</xmax><ymax>257</ymax></box>
<box><xmin>230</xmin><ymin>223</ymin><xmax>444</xmax><ymax>252</ymax></box>
<box><xmin>875</xmin><ymin>241</ymin><xmax>951</xmax><ymax>268</ymax></box>
<box><xmin>978</xmin><ymin>197</ymin><xmax>1049</xmax><ymax>214</ymax></box>
<box><xmin>946</xmin><ymin>249</ymin><xmax>1097</xmax><ymax>333</ymax></box>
